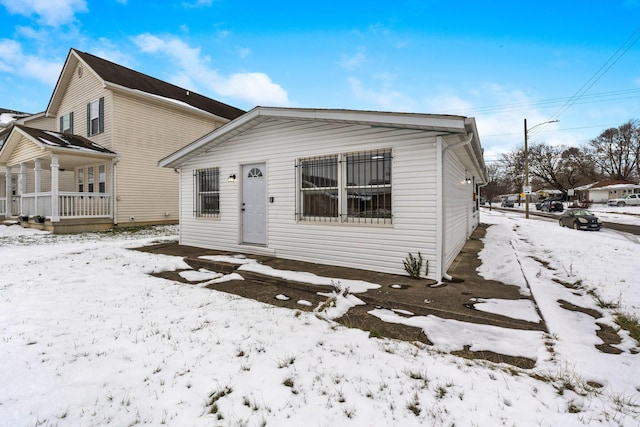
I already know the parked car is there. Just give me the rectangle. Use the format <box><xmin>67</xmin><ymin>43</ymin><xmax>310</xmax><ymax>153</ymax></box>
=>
<box><xmin>501</xmin><ymin>200</ymin><xmax>514</xmax><ymax>208</ymax></box>
<box><xmin>536</xmin><ymin>196</ymin><xmax>562</xmax><ymax>210</ymax></box>
<box><xmin>558</xmin><ymin>209</ymin><xmax>602</xmax><ymax>231</ymax></box>
<box><xmin>608</xmin><ymin>194</ymin><xmax>640</xmax><ymax>207</ymax></box>
<box><xmin>540</xmin><ymin>199</ymin><xmax>564</xmax><ymax>212</ymax></box>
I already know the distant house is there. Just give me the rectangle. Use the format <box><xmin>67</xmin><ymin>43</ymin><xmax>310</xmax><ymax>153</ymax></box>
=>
<box><xmin>159</xmin><ymin>107</ymin><xmax>487</xmax><ymax>280</ymax></box>
<box><xmin>0</xmin><ymin>108</ymin><xmax>30</xmax><ymax>129</ymax></box>
<box><xmin>0</xmin><ymin>48</ymin><xmax>244</xmax><ymax>232</ymax></box>
<box><xmin>574</xmin><ymin>180</ymin><xmax>640</xmax><ymax>203</ymax></box>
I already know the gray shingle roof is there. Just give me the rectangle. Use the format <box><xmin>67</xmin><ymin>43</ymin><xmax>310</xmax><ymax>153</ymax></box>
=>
<box><xmin>73</xmin><ymin>49</ymin><xmax>246</xmax><ymax>121</ymax></box>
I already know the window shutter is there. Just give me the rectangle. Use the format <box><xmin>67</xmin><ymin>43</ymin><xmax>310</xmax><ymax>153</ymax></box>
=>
<box><xmin>86</xmin><ymin>103</ymin><xmax>90</xmax><ymax>136</ymax></box>
<box><xmin>59</xmin><ymin>116</ymin><xmax>63</xmax><ymax>132</ymax></box>
<box><xmin>98</xmin><ymin>97</ymin><xmax>104</xmax><ymax>133</ymax></box>
<box><xmin>70</xmin><ymin>111</ymin><xmax>74</xmax><ymax>134</ymax></box>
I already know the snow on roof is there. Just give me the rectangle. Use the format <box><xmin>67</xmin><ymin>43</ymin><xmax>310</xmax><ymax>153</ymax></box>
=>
<box><xmin>1</xmin><ymin>112</ymin><xmax>25</xmax><ymax>126</ymax></box>
<box><xmin>589</xmin><ymin>183</ymin><xmax>640</xmax><ymax>190</ymax></box>
<box><xmin>14</xmin><ymin>126</ymin><xmax>116</xmax><ymax>155</ymax></box>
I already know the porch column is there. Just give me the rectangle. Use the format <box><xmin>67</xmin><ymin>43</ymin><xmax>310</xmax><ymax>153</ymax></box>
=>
<box><xmin>4</xmin><ymin>167</ymin><xmax>11</xmax><ymax>216</ymax></box>
<box><xmin>34</xmin><ymin>159</ymin><xmax>42</xmax><ymax>193</ymax></box>
<box><xmin>51</xmin><ymin>155</ymin><xmax>60</xmax><ymax>222</ymax></box>
<box><xmin>34</xmin><ymin>159</ymin><xmax>41</xmax><ymax>217</ymax></box>
<box><xmin>19</xmin><ymin>163</ymin><xmax>27</xmax><ymax>215</ymax></box>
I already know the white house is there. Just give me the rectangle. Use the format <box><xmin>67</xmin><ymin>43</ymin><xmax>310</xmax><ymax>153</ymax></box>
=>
<box><xmin>159</xmin><ymin>107</ymin><xmax>487</xmax><ymax>280</ymax></box>
<box><xmin>574</xmin><ymin>180</ymin><xmax>640</xmax><ymax>203</ymax></box>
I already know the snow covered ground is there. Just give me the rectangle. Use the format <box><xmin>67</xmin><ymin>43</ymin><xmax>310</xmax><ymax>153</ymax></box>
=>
<box><xmin>0</xmin><ymin>214</ymin><xmax>638</xmax><ymax>426</ymax></box>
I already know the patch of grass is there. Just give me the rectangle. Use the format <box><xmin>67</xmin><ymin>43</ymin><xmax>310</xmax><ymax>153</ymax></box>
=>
<box><xmin>568</xmin><ymin>401</ymin><xmax>582</xmax><ymax>413</ymax></box>
<box><xmin>275</xmin><ymin>355</ymin><xmax>296</xmax><ymax>368</ymax></box>
<box><xmin>407</xmin><ymin>393</ymin><xmax>421</xmax><ymax>416</ymax></box>
<box><xmin>403</xmin><ymin>252</ymin><xmax>424</xmax><ymax>278</ymax></box>
<box><xmin>208</xmin><ymin>385</ymin><xmax>233</xmax><ymax>414</ymax></box>
<box><xmin>283</xmin><ymin>377</ymin><xmax>294</xmax><ymax>388</ymax></box>
<box><xmin>368</xmin><ymin>329</ymin><xmax>384</xmax><ymax>339</ymax></box>
<box><xmin>615</xmin><ymin>312</ymin><xmax>640</xmax><ymax>345</ymax></box>
<box><xmin>586</xmin><ymin>288</ymin><xmax>620</xmax><ymax>310</ymax></box>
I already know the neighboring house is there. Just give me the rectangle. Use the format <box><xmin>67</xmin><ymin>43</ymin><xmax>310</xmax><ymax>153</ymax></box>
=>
<box><xmin>0</xmin><ymin>48</ymin><xmax>245</xmax><ymax>232</ymax></box>
<box><xmin>0</xmin><ymin>108</ymin><xmax>30</xmax><ymax>129</ymax></box>
<box><xmin>574</xmin><ymin>180</ymin><xmax>640</xmax><ymax>203</ymax></box>
<box><xmin>159</xmin><ymin>107</ymin><xmax>487</xmax><ymax>280</ymax></box>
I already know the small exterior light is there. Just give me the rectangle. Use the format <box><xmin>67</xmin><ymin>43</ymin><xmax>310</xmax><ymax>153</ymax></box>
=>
<box><xmin>228</xmin><ymin>174</ymin><xmax>237</xmax><ymax>182</ymax></box>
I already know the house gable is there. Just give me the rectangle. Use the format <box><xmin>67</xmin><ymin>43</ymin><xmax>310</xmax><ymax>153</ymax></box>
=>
<box><xmin>47</xmin><ymin>49</ymin><xmax>245</xmax><ymax>123</ymax></box>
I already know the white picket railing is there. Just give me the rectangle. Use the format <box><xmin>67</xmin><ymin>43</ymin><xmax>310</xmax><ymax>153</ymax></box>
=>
<box><xmin>19</xmin><ymin>192</ymin><xmax>112</xmax><ymax>220</ymax></box>
<box><xmin>0</xmin><ymin>197</ymin><xmax>6</xmax><ymax>216</ymax></box>
<box><xmin>58</xmin><ymin>192</ymin><xmax>111</xmax><ymax>218</ymax></box>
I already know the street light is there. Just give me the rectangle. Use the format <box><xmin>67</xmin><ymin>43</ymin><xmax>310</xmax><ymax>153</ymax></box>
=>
<box><xmin>524</xmin><ymin>118</ymin><xmax>559</xmax><ymax>219</ymax></box>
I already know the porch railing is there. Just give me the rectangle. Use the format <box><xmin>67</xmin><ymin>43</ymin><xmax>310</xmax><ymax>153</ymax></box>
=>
<box><xmin>20</xmin><ymin>192</ymin><xmax>112</xmax><ymax>220</ymax></box>
<box><xmin>0</xmin><ymin>197</ymin><xmax>5</xmax><ymax>216</ymax></box>
<box><xmin>21</xmin><ymin>193</ymin><xmax>52</xmax><ymax>217</ymax></box>
<box><xmin>59</xmin><ymin>192</ymin><xmax>112</xmax><ymax>219</ymax></box>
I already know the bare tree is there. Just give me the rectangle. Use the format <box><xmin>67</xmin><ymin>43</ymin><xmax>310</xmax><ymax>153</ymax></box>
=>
<box><xmin>481</xmin><ymin>163</ymin><xmax>509</xmax><ymax>209</ymax></box>
<box><xmin>588</xmin><ymin>120</ymin><xmax>639</xmax><ymax>181</ymax></box>
<box><xmin>528</xmin><ymin>143</ymin><xmax>565</xmax><ymax>191</ymax></box>
<box><xmin>499</xmin><ymin>148</ymin><xmax>525</xmax><ymax>194</ymax></box>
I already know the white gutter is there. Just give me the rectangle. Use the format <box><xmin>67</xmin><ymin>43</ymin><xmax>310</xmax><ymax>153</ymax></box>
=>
<box><xmin>439</xmin><ymin>131</ymin><xmax>474</xmax><ymax>282</ymax></box>
<box><xmin>112</xmin><ymin>158</ymin><xmax>118</xmax><ymax>226</ymax></box>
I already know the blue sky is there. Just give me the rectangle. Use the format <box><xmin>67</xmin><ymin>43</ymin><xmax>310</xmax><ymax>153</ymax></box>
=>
<box><xmin>1</xmin><ymin>0</ymin><xmax>639</xmax><ymax>162</ymax></box>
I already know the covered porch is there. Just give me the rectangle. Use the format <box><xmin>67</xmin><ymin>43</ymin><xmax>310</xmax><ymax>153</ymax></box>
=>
<box><xmin>0</xmin><ymin>126</ymin><xmax>118</xmax><ymax>233</ymax></box>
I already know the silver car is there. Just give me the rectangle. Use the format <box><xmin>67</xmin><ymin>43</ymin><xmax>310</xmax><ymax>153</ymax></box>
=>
<box><xmin>608</xmin><ymin>194</ymin><xmax>640</xmax><ymax>207</ymax></box>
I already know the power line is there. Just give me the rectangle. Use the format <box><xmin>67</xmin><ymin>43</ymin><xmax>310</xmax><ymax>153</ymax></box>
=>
<box><xmin>482</xmin><ymin>121</ymin><xmax>625</xmax><ymax>138</ymax></box>
<box><xmin>445</xmin><ymin>88</ymin><xmax>640</xmax><ymax>116</ymax></box>
<box><xmin>532</xmin><ymin>25</ymin><xmax>640</xmax><ymax>136</ymax></box>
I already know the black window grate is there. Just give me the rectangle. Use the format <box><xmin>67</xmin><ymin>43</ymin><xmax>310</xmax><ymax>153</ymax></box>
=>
<box><xmin>194</xmin><ymin>168</ymin><xmax>220</xmax><ymax>217</ymax></box>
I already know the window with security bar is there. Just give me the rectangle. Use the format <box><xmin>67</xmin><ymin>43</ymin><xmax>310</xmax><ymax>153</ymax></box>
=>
<box><xmin>297</xmin><ymin>149</ymin><xmax>392</xmax><ymax>224</ymax></box>
<box><xmin>345</xmin><ymin>149</ymin><xmax>392</xmax><ymax>223</ymax></box>
<box><xmin>195</xmin><ymin>168</ymin><xmax>220</xmax><ymax>217</ymax></box>
<box><xmin>299</xmin><ymin>155</ymin><xmax>339</xmax><ymax>221</ymax></box>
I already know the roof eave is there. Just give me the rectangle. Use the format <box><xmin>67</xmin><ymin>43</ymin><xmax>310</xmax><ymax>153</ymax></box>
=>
<box><xmin>105</xmin><ymin>82</ymin><xmax>231</xmax><ymax>122</ymax></box>
<box><xmin>160</xmin><ymin>107</ymin><xmax>474</xmax><ymax>169</ymax></box>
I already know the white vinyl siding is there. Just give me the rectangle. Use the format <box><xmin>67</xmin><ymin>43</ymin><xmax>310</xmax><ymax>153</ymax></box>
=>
<box><xmin>443</xmin><ymin>152</ymin><xmax>473</xmax><ymax>270</ymax></box>
<box><xmin>56</xmin><ymin>63</ymin><xmax>112</xmax><ymax>150</ymax></box>
<box><xmin>178</xmin><ymin>118</ymin><xmax>440</xmax><ymax>278</ymax></box>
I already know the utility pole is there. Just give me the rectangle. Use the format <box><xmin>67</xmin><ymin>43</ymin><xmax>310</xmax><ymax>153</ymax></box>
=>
<box><xmin>524</xmin><ymin>118</ymin><xmax>529</xmax><ymax>219</ymax></box>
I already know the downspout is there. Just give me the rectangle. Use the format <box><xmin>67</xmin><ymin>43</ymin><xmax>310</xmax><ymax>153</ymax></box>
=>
<box><xmin>112</xmin><ymin>158</ymin><xmax>118</xmax><ymax>226</ymax></box>
<box><xmin>439</xmin><ymin>131</ymin><xmax>474</xmax><ymax>282</ymax></box>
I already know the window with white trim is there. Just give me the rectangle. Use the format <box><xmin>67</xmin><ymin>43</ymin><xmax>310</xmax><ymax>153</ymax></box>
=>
<box><xmin>87</xmin><ymin>166</ymin><xmax>94</xmax><ymax>192</ymax></box>
<box><xmin>87</xmin><ymin>98</ymin><xmax>104</xmax><ymax>136</ymax></box>
<box><xmin>297</xmin><ymin>149</ymin><xmax>392</xmax><ymax>224</ymax></box>
<box><xmin>78</xmin><ymin>169</ymin><xmax>84</xmax><ymax>192</ymax></box>
<box><xmin>195</xmin><ymin>168</ymin><xmax>220</xmax><ymax>217</ymax></box>
<box><xmin>98</xmin><ymin>165</ymin><xmax>106</xmax><ymax>193</ymax></box>
<box><xmin>76</xmin><ymin>163</ymin><xmax>107</xmax><ymax>193</ymax></box>
<box><xmin>60</xmin><ymin>112</ymin><xmax>73</xmax><ymax>134</ymax></box>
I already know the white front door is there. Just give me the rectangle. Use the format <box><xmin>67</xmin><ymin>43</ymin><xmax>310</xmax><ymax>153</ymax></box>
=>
<box><xmin>242</xmin><ymin>163</ymin><xmax>267</xmax><ymax>245</ymax></box>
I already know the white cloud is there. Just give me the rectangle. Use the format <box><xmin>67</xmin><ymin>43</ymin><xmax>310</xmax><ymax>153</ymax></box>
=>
<box><xmin>348</xmin><ymin>77</ymin><xmax>414</xmax><ymax>112</ymax></box>
<box><xmin>0</xmin><ymin>39</ymin><xmax>61</xmax><ymax>85</ymax></box>
<box><xmin>339</xmin><ymin>48</ymin><xmax>366</xmax><ymax>71</ymax></box>
<box><xmin>422</xmin><ymin>83</ymin><xmax>567</xmax><ymax>162</ymax></box>
<box><xmin>0</xmin><ymin>0</ymin><xmax>88</xmax><ymax>26</ymax></box>
<box><xmin>182</xmin><ymin>0</ymin><xmax>213</xmax><ymax>8</ymax></box>
<box><xmin>132</xmin><ymin>33</ymin><xmax>290</xmax><ymax>106</ymax></box>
